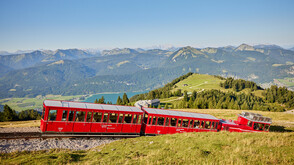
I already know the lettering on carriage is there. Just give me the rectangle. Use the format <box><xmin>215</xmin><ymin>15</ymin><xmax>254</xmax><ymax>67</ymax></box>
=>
<box><xmin>176</xmin><ymin>128</ymin><xmax>184</xmax><ymax>131</ymax></box>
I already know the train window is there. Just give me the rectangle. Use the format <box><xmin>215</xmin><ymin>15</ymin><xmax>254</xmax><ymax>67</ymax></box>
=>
<box><xmin>170</xmin><ymin>118</ymin><xmax>177</xmax><ymax>127</ymax></box>
<box><xmin>124</xmin><ymin>114</ymin><xmax>133</xmax><ymax>123</ymax></box>
<box><xmin>182</xmin><ymin>119</ymin><xmax>189</xmax><ymax>127</ymax></box>
<box><xmin>157</xmin><ymin>117</ymin><xmax>164</xmax><ymax>126</ymax></box>
<box><xmin>138</xmin><ymin>115</ymin><xmax>142</xmax><ymax>124</ymax></box>
<box><xmin>165</xmin><ymin>117</ymin><xmax>169</xmax><ymax>126</ymax></box>
<box><xmin>76</xmin><ymin>111</ymin><xmax>86</xmax><ymax>122</ymax></box>
<box><xmin>152</xmin><ymin>116</ymin><xmax>157</xmax><ymax>125</ymax></box>
<box><xmin>118</xmin><ymin>114</ymin><xmax>124</xmax><ymax>123</ymax></box>
<box><xmin>215</xmin><ymin>122</ymin><xmax>218</xmax><ymax>129</ymax></box>
<box><xmin>86</xmin><ymin>112</ymin><xmax>92</xmax><ymax>122</ymax></box>
<box><xmin>205</xmin><ymin>121</ymin><xmax>211</xmax><ymax>129</ymax></box>
<box><xmin>248</xmin><ymin>121</ymin><xmax>253</xmax><ymax>127</ymax></box>
<box><xmin>109</xmin><ymin>113</ymin><xmax>118</xmax><ymax>123</ymax></box>
<box><xmin>148</xmin><ymin>116</ymin><xmax>152</xmax><ymax>125</ymax></box>
<box><xmin>194</xmin><ymin>120</ymin><xmax>200</xmax><ymax>128</ymax></box>
<box><xmin>48</xmin><ymin>110</ymin><xmax>57</xmax><ymax>121</ymax></box>
<box><xmin>62</xmin><ymin>110</ymin><xmax>68</xmax><ymax>121</ymax></box>
<box><xmin>255</xmin><ymin>123</ymin><xmax>265</xmax><ymax>131</ymax></box>
<box><xmin>211</xmin><ymin>122</ymin><xmax>215</xmax><ymax>129</ymax></box>
<box><xmin>42</xmin><ymin>107</ymin><xmax>45</xmax><ymax>119</ymax></box>
<box><xmin>133</xmin><ymin>115</ymin><xmax>138</xmax><ymax>124</ymax></box>
<box><xmin>68</xmin><ymin>111</ymin><xmax>75</xmax><ymax>121</ymax></box>
<box><xmin>143</xmin><ymin>114</ymin><xmax>148</xmax><ymax>124</ymax></box>
<box><xmin>264</xmin><ymin>124</ymin><xmax>270</xmax><ymax>131</ymax></box>
<box><xmin>199</xmin><ymin>121</ymin><xmax>204</xmax><ymax>128</ymax></box>
<box><xmin>189</xmin><ymin>120</ymin><xmax>193</xmax><ymax>128</ymax></box>
<box><xmin>177</xmin><ymin>119</ymin><xmax>182</xmax><ymax>127</ymax></box>
<box><xmin>103</xmin><ymin>113</ymin><xmax>109</xmax><ymax>123</ymax></box>
<box><xmin>93</xmin><ymin>112</ymin><xmax>102</xmax><ymax>122</ymax></box>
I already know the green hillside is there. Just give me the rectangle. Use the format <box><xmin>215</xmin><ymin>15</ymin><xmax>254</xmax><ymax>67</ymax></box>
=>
<box><xmin>171</xmin><ymin>74</ymin><xmax>263</xmax><ymax>95</ymax></box>
<box><xmin>172</xmin><ymin>74</ymin><xmax>227</xmax><ymax>92</ymax></box>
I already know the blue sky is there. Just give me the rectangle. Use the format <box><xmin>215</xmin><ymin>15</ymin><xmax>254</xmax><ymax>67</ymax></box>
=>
<box><xmin>0</xmin><ymin>0</ymin><xmax>294</xmax><ymax>51</ymax></box>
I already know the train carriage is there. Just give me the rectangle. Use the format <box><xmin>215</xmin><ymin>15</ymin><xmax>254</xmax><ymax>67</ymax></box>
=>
<box><xmin>41</xmin><ymin>100</ymin><xmax>144</xmax><ymax>136</ymax></box>
<box><xmin>220</xmin><ymin>112</ymin><xmax>272</xmax><ymax>132</ymax></box>
<box><xmin>141</xmin><ymin>107</ymin><xmax>220</xmax><ymax>135</ymax></box>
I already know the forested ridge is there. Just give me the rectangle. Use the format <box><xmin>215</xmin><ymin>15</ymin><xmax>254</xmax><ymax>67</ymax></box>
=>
<box><xmin>130</xmin><ymin>73</ymin><xmax>294</xmax><ymax>112</ymax></box>
<box><xmin>0</xmin><ymin>104</ymin><xmax>41</xmax><ymax>122</ymax></box>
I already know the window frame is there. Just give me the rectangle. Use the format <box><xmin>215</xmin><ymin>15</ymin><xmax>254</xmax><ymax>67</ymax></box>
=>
<box><xmin>48</xmin><ymin>109</ymin><xmax>57</xmax><ymax>121</ymax></box>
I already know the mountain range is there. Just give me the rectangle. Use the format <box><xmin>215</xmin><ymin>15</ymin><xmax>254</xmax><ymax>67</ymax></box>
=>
<box><xmin>0</xmin><ymin>44</ymin><xmax>293</xmax><ymax>98</ymax></box>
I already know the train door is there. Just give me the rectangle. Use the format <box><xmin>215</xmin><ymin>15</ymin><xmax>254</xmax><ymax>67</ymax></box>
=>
<box><xmin>67</xmin><ymin>110</ymin><xmax>75</xmax><ymax>132</ymax></box>
<box><xmin>168</xmin><ymin>117</ymin><xmax>178</xmax><ymax>134</ymax></box>
<box><xmin>91</xmin><ymin>112</ymin><xmax>105</xmax><ymax>133</ymax></box>
<box><xmin>53</xmin><ymin>110</ymin><xmax>71</xmax><ymax>132</ymax></box>
<box><xmin>136</xmin><ymin>114</ymin><xmax>143</xmax><ymax>133</ymax></box>
<box><xmin>121</xmin><ymin>114</ymin><xmax>134</xmax><ymax>133</ymax></box>
<box><xmin>107</xmin><ymin>113</ymin><xmax>120</xmax><ymax>133</ymax></box>
<box><xmin>73</xmin><ymin>110</ymin><xmax>91</xmax><ymax>132</ymax></box>
<box><xmin>155</xmin><ymin>116</ymin><xmax>166</xmax><ymax>134</ymax></box>
<box><xmin>149</xmin><ymin>116</ymin><xmax>157</xmax><ymax>134</ymax></box>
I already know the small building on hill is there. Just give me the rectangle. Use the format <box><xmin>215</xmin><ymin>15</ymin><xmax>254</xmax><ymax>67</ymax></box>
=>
<box><xmin>135</xmin><ymin>99</ymin><xmax>160</xmax><ymax>108</ymax></box>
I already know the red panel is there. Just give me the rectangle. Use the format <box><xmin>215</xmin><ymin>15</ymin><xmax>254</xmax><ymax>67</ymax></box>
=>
<box><xmin>73</xmin><ymin>122</ymin><xmax>91</xmax><ymax>132</ymax></box>
<box><xmin>155</xmin><ymin>125</ymin><xmax>166</xmax><ymax>134</ymax></box>
<box><xmin>91</xmin><ymin>123</ymin><xmax>107</xmax><ymax>133</ymax></box>
<box><xmin>40</xmin><ymin>119</ymin><xmax>45</xmax><ymax>132</ymax></box>
<box><xmin>107</xmin><ymin>123</ymin><xmax>122</xmax><ymax>133</ymax></box>
<box><xmin>121</xmin><ymin>124</ymin><xmax>134</xmax><ymax>133</ymax></box>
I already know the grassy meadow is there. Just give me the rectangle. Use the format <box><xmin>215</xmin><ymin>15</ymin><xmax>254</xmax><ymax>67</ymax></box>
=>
<box><xmin>0</xmin><ymin>120</ymin><xmax>40</xmax><ymax>128</ymax></box>
<box><xmin>0</xmin><ymin>132</ymin><xmax>293</xmax><ymax>164</ymax></box>
<box><xmin>0</xmin><ymin>95</ymin><xmax>86</xmax><ymax>111</ymax></box>
<box><xmin>172</xmin><ymin>74</ymin><xmax>225</xmax><ymax>93</ymax></box>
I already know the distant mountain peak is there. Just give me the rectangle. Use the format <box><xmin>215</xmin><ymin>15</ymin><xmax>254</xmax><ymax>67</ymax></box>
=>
<box><xmin>170</xmin><ymin>46</ymin><xmax>206</xmax><ymax>62</ymax></box>
<box><xmin>235</xmin><ymin>44</ymin><xmax>255</xmax><ymax>51</ymax></box>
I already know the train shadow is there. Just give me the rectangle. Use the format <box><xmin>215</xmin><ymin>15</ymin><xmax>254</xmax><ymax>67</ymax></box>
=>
<box><xmin>270</xmin><ymin>125</ymin><xmax>293</xmax><ymax>132</ymax></box>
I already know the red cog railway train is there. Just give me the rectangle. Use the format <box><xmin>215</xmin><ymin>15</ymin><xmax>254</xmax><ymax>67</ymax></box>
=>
<box><xmin>40</xmin><ymin>100</ymin><xmax>272</xmax><ymax>136</ymax></box>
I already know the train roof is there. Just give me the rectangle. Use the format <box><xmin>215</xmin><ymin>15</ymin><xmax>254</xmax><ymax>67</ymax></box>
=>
<box><xmin>142</xmin><ymin>108</ymin><xmax>219</xmax><ymax>120</ymax></box>
<box><xmin>239</xmin><ymin>111</ymin><xmax>272</xmax><ymax>124</ymax></box>
<box><xmin>43</xmin><ymin>100</ymin><xmax>143</xmax><ymax>113</ymax></box>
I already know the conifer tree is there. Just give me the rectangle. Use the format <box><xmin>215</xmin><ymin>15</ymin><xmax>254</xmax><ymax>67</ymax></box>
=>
<box><xmin>116</xmin><ymin>96</ymin><xmax>123</xmax><ymax>105</ymax></box>
<box><xmin>122</xmin><ymin>93</ymin><xmax>130</xmax><ymax>105</ymax></box>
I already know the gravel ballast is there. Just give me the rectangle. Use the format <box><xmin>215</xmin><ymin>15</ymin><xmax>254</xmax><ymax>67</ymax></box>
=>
<box><xmin>0</xmin><ymin>127</ymin><xmax>118</xmax><ymax>153</ymax></box>
<box><xmin>0</xmin><ymin>138</ymin><xmax>118</xmax><ymax>153</ymax></box>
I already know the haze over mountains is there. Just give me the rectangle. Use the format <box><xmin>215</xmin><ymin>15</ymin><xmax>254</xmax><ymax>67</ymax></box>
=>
<box><xmin>0</xmin><ymin>44</ymin><xmax>293</xmax><ymax>98</ymax></box>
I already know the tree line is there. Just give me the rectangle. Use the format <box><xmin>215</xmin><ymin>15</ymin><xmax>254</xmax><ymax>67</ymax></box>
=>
<box><xmin>174</xmin><ymin>90</ymin><xmax>285</xmax><ymax>112</ymax></box>
<box><xmin>130</xmin><ymin>72</ymin><xmax>193</xmax><ymax>102</ymax></box>
<box><xmin>94</xmin><ymin>93</ymin><xmax>131</xmax><ymax>106</ymax></box>
<box><xmin>263</xmin><ymin>85</ymin><xmax>294</xmax><ymax>109</ymax></box>
<box><xmin>0</xmin><ymin>105</ymin><xmax>41</xmax><ymax>122</ymax></box>
<box><xmin>220</xmin><ymin>77</ymin><xmax>262</xmax><ymax>92</ymax></box>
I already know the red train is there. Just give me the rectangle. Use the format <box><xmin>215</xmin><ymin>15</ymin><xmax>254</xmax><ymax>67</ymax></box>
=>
<box><xmin>40</xmin><ymin>100</ymin><xmax>272</xmax><ymax>136</ymax></box>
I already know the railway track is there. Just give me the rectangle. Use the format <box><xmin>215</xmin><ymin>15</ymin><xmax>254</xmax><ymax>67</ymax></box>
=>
<box><xmin>0</xmin><ymin>132</ymin><xmax>138</xmax><ymax>140</ymax></box>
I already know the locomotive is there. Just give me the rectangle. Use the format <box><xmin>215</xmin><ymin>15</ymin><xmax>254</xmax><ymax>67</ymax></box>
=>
<box><xmin>40</xmin><ymin>100</ymin><xmax>272</xmax><ymax>136</ymax></box>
